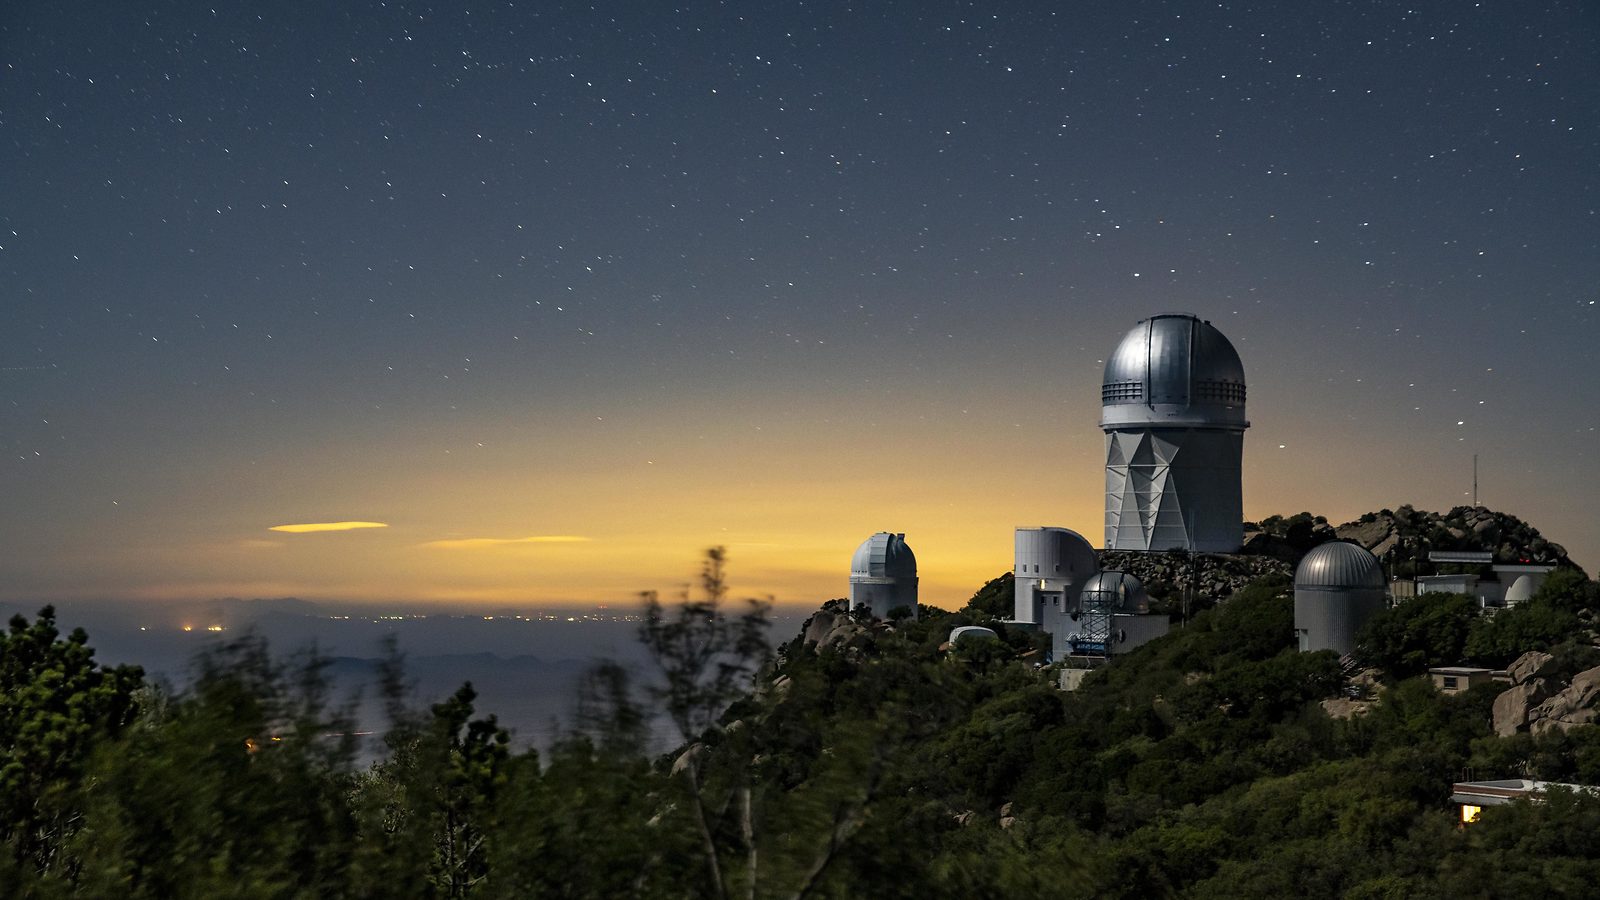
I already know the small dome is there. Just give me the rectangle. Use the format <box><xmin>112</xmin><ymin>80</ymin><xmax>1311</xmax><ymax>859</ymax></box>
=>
<box><xmin>1101</xmin><ymin>313</ymin><xmax>1247</xmax><ymax>428</ymax></box>
<box><xmin>1504</xmin><ymin>574</ymin><xmax>1541</xmax><ymax>606</ymax></box>
<box><xmin>1079</xmin><ymin>570</ymin><xmax>1148</xmax><ymax>611</ymax></box>
<box><xmin>1295</xmin><ymin>541</ymin><xmax>1385</xmax><ymax>591</ymax></box>
<box><xmin>851</xmin><ymin>532</ymin><xmax>916</xmax><ymax>579</ymax></box>
<box><xmin>949</xmin><ymin>625</ymin><xmax>1000</xmax><ymax>644</ymax></box>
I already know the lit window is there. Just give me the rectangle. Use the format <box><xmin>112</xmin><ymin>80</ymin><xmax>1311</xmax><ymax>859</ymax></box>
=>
<box><xmin>1461</xmin><ymin>804</ymin><xmax>1481</xmax><ymax>824</ymax></box>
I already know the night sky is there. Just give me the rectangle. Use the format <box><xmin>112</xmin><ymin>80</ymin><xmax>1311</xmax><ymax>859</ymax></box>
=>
<box><xmin>4</xmin><ymin>1</ymin><xmax>1597</xmax><ymax>609</ymax></box>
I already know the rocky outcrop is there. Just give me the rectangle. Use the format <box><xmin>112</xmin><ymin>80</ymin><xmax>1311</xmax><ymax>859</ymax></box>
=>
<box><xmin>1097</xmin><ymin>550</ymin><xmax>1291</xmax><ymax>604</ymax></box>
<box><xmin>1492</xmin><ymin>651</ymin><xmax>1563</xmax><ymax>736</ymax></box>
<box><xmin>1493</xmin><ymin>679</ymin><xmax>1555</xmax><ymax>737</ymax></box>
<box><xmin>800</xmin><ymin>604</ymin><xmax>868</xmax><ymax>650</ymax></box>
<box><xmin>1495</xmin><ymin>658</ymin><xmax>1600</xmax><ymax>737</ymax></box>
<box><xmin>1332</xmin><ymin>505</ymin><xmax>1574</xmax><ymax>569</ymax></box>
<box><xmin>1529</xmin><ymin>666</ymin><xmax>1600</xmax><ymax>736</ymax></box>
<box><xmin>1507</xmin><ymin>650</ymin><xmax>1553</xmax><ymax>685</ymax></box>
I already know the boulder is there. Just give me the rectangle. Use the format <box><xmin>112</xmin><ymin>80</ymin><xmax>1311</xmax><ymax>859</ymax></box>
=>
<box><xmin>1336</xmin><ymin>517</ymin><xmax>1393</xmax><ymax>549</ymax></box>
<box><xmin>670</xmin><ymin>743</ymin><xmax>705</xmax><ymax>777</ymax></box>
<box><xmin>1493</xmin><ymin>678</ymin><xmax>1553</xmax><ymax>736</ymax></box>
<box><xmin>1507</xmin><ymin>650</ymin><xmax>1554</xmax><ymax>685</ymax></box>
<box><xmin>1369</xmin><ymin>534</ymin><xmax>1399</xmax><ymax>558</ymax></box>
<box><xmin>1321</xmin><ymin>698</ymin><xmax>1374</xmax><ymax>720</ymax></box>
<box><xmin>1527</xmin><ymin>665</ymin><xmax>1600</xmax><ymax>735</ymax></box>
<box><xmin>801</xmin><ymin>606</ymin><xmax>866</xmax><ymax>649</ymax></box>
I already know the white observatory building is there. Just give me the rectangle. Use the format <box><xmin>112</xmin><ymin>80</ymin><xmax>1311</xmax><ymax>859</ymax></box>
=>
<box><xmin>1294</xmin><ymin>541</ymin><xmax>1387</xmax><ymax>655</ymax></box>
<box><xmin>1102</xmin><ymin>313</ymin><xmax>1249</xmax><ymax>553</ymax></box>
<box><xmin>849</xmin><ymin>532</ymin><xmax>919</xmax><ymax>619</ymax></box>
<box><xmin>1013</xmin><ymin>526</ymin><xmax>1100</xmax><ymax>625</ymax></box>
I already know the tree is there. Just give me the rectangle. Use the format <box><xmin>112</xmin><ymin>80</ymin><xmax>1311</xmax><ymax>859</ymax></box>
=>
<box><xmin>67</xmin><ymin>636</ymin><xmax>361</xmax><ymax>898</ymax></box>
<box><xmin>352</xmin><ymin>649</ymin><xmax>510</xmax><ymax>899</ymax></box>
<box><xmin>638</xmin><ymin>547</ymin><xmax>772</xmax><ymax>900</ymax></box>
<box><xmin>1356</xmin><ymin>594</ymin><xmax>1477</xmax><ymax>679</ymax></box>
<box><xmin>0</xmin><ymin>606</ymin><xmax>143</xmax><ymax>877</ymax></box>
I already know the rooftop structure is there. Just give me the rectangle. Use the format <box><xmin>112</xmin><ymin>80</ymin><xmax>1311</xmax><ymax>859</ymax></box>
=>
<box><xmin>1451</xmin><ymin>779</ymin><xmax>1599</xmax><ymax>824</ymax></box>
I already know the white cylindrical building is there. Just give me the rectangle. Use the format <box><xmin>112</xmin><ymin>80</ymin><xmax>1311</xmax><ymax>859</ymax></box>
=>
<box><xmin>1013</xmin><ymin>526</ymin><xmax>1099</xmax><ymax>624</ymax></box>
<box><xmin>1294</xmin><ymin>541</ymin><xmax>1386</xmax><ymax>655</ymax></box>
<box><xmin>849</xmin><ymin>532</ymin><xmax>918</xmax><ymax>619</ymax></box>
<box><xmin>1101</xmin><ymin>313</ymin><xmax>1249</xmax><ymax>552</ymax></box>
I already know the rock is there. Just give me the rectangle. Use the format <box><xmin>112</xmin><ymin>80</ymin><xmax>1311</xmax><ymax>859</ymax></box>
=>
<box><xmin>999</xmin><ymin>802</ymin><xmax>1014</xmax><ymax>817</ymax></box>
<box><xmin>1369</xmin><ymin>534</ymin><xmax>1399</xmax><ymax>558</ymax></box>
<box><xmin>1493</xmin><ymin>678</ymin><xmax>1553</xmax><ymax>736</ymax></box>
<box><xmin>1000</xmin><ymin>816</ymin><xmax>1018</xmax><ymax>830</ymax></box>
<box><xmin>1527</xmin><ymin>665</ymin><xmax>1600</xmax><ymax>735</ymax></box>
<box><xmin>1567</xmin><ymin>665</ymin><xmax>1600</xmax><ymax>709</ymax></box>
<box><xmin>801</xmin><ymin>605</ymin><xmax>867</xmax><ymax>650</ymax></box>
<box><xmin>1507</xmin><ymin>651</ymin><xmax>1554</xmax><ymax>685</ymax></box>
<box><xmin>953</xmin><ymin>810</ymin><xmax>975</xmax><ymax>827</ymax></box>
<box><xmin>1321</xmin><ymin>698</ymin><xmax>1374</xmax><ymax>720</ymax></box>
<box><xmin>670</xmin><ymin>743</ymin><xmax>704</xmax><ymax>777</ymax></box>
<box><xmin>1335</xmin><ymin>517</ymin><xmax>1392</xmax><ymax>550</ymax></box>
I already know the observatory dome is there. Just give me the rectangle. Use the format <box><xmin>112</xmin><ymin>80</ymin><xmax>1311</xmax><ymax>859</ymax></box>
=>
<box><xmin>1101</xmin><ymin>313</ymin><xmax>1247</xmax><ymax>429</ymax></box>
<box><xmin>1295</xmin><ymin>541</ymin><xmax>1386</xmax><ymax>592</ymax></box>
<box><xmin>1293</xmin><ymin>541</ymin><xmax>1386</xmax><ymax>656</ymax></box>
<box><xmin>1504</xmin><ymin>574</ymin><xmax>1541</xmax><ymax>607</ymax></box>
<box><xmin>851</xmin><ymin>532</ymin><xmax>917</xmax><ymax>579</ymax></box>
<box><xmin>1078</xmin><ymin>571</ymin><xmax>1149</xmax><ymax>612</ymax></box>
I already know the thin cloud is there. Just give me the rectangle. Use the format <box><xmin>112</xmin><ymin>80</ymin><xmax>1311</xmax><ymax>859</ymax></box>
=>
<box><xmin>421</xmin><ymin>535</ymin><xmax>593</xmax><ymax>550</ymax></box>
<box><xmin>269</xmin><ymin>521</ymin><xmax>390</xmax><ymax>534</ymax></box>
<box><xmin>237</xmin><ymin>539</ymin><xmax>287</xmax><ymax>550</ymax></box>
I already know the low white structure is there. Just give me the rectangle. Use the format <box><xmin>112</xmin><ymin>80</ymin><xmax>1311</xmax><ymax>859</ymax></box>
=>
<box><xmin>1451</xmin><ymin>779</ymin><xmax>1599</xmax><ymax>824</ymax></box>
<box><xmin>949</xmin><ymin>625</ymin><xmax>1000</xmax><ymax>645</ymax></box>
<box><xmin>849</xmin><ymin>532</ymin><xmax>918</xmax><ymax>619</ymax></box>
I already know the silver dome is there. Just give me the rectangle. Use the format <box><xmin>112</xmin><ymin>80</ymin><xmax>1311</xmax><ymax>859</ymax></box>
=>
<box><xmin>1078</xmin><ymin>570</ymin><xmax>1149</xmax><ymax>611</ymax></box>
<box><xmin>1295</xmin><ymin>541</ymin><xmax>1385</xmax><ymax>591</ymax></box>
<box><xmin>851</xmin><ymin>532</ymin><xmax>916</xmax><ymax>579</ymax></box>
<box><xmin>1101</xmin><ymin>313</ymin><xmax>1247</xmax><ymax>429</ymax></box>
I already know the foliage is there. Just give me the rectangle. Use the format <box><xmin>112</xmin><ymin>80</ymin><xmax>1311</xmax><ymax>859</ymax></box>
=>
<box><xmin>0</xmin><ymin>607</ymin><xmax>143</xmax><ymax>877</ymax></box>
<box><xmin>1355</xmin><ymin>593</ymin><xmax>1476</xmax><ymax>679</ymax></box>
<box><xmin>7</xmin><ymin>560</ymin><xmax>1600</xmax><ymax>898</ymax></box>
<box><xmin>1464</xmin><ymin>602</ymin><xmax>1579</xmax><ymax>667</ymax></box>
<box><xmin>960</xmin><ymin>573</ymin><xmax>1015</xmax><ymax>620</ymax></box>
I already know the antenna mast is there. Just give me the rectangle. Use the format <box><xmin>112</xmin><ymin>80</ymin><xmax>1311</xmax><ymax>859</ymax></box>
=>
<box><xmin>1473</xmin><ymin>454</ymin><xmax>1479</xmax><ymax>507</ymax></box>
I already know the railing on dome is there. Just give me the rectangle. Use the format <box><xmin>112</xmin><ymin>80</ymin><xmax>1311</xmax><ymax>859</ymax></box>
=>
<box><xmin>1102</xmin><ymin>380</ymin><xmax>1244</xmax><ymax>405</ymax></box>
<box><xmin>1101</xmin><ymin>381</ymin><xmax>1143</xmax><ymax>402</ymax></box>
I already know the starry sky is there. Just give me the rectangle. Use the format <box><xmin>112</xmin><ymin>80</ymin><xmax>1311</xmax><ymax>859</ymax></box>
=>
<box><xmin>3</xmin><ymin>0</ymin><xmax>1597</xmax><ymax>609</ymax></box>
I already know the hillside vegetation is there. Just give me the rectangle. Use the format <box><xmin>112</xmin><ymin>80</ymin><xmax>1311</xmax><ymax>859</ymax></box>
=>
<box><xmin>4</xmin><ymin>519</ymin><xmax>1600</xmax><ymax>898</ymax></box>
